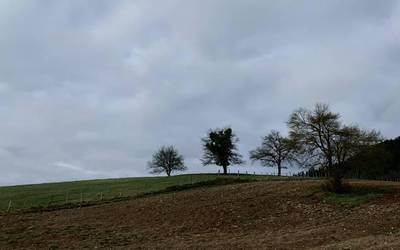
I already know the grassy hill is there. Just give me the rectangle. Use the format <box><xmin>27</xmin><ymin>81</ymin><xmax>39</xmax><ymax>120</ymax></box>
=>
<box><xmin>0</xmin><ymin>173</ymin><xmax>278</xmax><ymax>211</ymax></box>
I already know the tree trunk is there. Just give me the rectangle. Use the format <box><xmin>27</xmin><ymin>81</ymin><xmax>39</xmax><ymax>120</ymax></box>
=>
<box><xmin>328</xmin><ymin>166</ymin><xmax>344</xmax><ymax>193</ymax></box>
<box><xmin>223</xmin><ymin>165</ymin><xmax>228</xmax><ymax>175</ymax></box>
<box><xmin>277</xmin><ymin>164</ymin><xmax>282</xmax><ymax>176</ymax></box>
<box><xmin>332</xmin><ymin>173</ymin><xmax>343</xmax><ymax>192</ymax></box>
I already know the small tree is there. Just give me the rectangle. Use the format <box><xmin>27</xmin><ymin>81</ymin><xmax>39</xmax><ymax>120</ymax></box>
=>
<box><xmin>201</xmin><ymin>127</ymin><xmax>244</xmax><ymax>174</ymax></box>
<box><xmin>148</xmin><ymin>146</ymin><xmax>186</xmax><ymax>176</ymax></box>
<box><xmin>288</xmin><ymin>103</ymin><xmax>381</xmax><ymax>192</ymax></box>
<box><xmin>249</xmin><ymin>130</ymin><xmax>295</xmax><ymax>176</ymax></box>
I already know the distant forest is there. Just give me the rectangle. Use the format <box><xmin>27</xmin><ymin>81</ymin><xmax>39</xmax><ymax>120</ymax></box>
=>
<box><xmin>298</xmin><ymin>137</ymin><xmax>400</xmax><ymax>180</ymax></box>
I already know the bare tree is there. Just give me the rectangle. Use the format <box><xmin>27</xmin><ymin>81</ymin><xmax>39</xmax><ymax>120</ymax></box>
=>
<box><xmin>148</xmin><ymin>146</ymin><xmax>186</xmax><ymax>176</ymax></box>
<box><xmin>249</xmin><ymin>130</ymin><xmax>295</xmax><ymax>176</ymax></box>
<box><xmin>288</xmin><ymin>103</ymin><xmax>381</xmax><ymax>192</ymax></box>
<box><xmin>201</xmin><ymin>127</ymin><xmax>244</xmax><ymax>174</ymax></box>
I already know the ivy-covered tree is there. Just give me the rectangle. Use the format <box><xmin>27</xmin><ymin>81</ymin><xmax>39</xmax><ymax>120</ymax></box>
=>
<box><xmin>201</xmin><ymin>127</ymin><xmax>244</xmax><ymax>174</ymax></box>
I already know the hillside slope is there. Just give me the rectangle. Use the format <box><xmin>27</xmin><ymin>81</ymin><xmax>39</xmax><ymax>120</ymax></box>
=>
<box><xmin>0</xmin><ymin>174</ymin><xmax>268</xmax><ymax>211</ymax></box>
<box><xmin>1</xmin><ymin>180</ymin><xmax>400</xmax><ymax>249</ymax></box>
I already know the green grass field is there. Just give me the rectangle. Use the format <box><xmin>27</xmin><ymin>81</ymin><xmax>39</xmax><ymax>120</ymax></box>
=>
<box><xmin>0</xmin><ymin>173</ymin><xmax>281</xmax><ymax>211</ymax></box>
<box><xmin>305</xmin><ymin>185</ymin><xmax>391</xmax><ymax>206</ymax></box>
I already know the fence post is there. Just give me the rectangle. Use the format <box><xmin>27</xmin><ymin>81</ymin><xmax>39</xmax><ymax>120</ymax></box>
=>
<box><xmin>7</xmin><ymin>200</ymin><xmax>12</xmax><ymax>212</ymax></box>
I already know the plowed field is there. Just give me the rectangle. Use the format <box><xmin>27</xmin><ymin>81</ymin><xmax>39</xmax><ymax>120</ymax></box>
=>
<box><xmin>1</xmin><ymin>180</ymin><xmax>400</xmax><ymax>249</ymax></box>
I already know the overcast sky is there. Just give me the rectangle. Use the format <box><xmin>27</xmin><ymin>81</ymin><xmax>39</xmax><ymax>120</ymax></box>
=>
<box><xmin>1</xmin><ymin>0</ymin><xmax>399</xmax><ymax>185</ymax></box>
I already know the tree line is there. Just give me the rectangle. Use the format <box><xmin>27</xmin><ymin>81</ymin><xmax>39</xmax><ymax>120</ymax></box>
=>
<box><xmin>345</xmin><ymin>137</ymin><xmax>400</xmax><ymax>180</ymax></box>
<box><xmin>147</xmin><ymin>103</ymin><xmax>383</xmax><ymax>192</ymax></box>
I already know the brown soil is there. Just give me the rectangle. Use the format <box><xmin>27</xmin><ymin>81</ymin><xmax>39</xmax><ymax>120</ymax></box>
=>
<box><xmin>1</xmin><ymin>180</ymin><xmax>400</xmax><ymax>249</ymax></box>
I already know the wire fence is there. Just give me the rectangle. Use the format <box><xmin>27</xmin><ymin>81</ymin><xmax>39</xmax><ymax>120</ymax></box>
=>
<box><xmin>1</xmin><ymin>174</ymin><xmax>256</xmax><ymax>212</ymax></box>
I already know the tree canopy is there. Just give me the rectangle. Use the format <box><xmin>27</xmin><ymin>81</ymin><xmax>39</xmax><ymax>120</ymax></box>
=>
<box><xmin>288</xmin><ymin>103</ymin><xmax>381</xmax><ymax>192</ymax></box>
<box><xmin>148</xmin><ymin>146</ymin><xmax>186</xmax><ymax>176</ymax></box>
<box><xmin>201</xmin><ymin>127</ymin><xmax>244</xmax><ymax>174</ymax></box>
<box><xmin>249</xmin><ymin>130</ymin><xmax>295</xmax><ymax>176</ymax></box>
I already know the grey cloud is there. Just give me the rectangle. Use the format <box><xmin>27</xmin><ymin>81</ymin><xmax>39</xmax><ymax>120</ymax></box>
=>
<box><xmin>0</xmin><ymin>0</ymin><xmax>399</xmax><ymax>185</ymax></box>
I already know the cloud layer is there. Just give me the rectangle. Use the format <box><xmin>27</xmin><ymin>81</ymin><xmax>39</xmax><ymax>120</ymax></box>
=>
<box><xmin>1</xmin><ymin>0</ymin><xmax>399</xmax><ymax>185</ymax></box>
